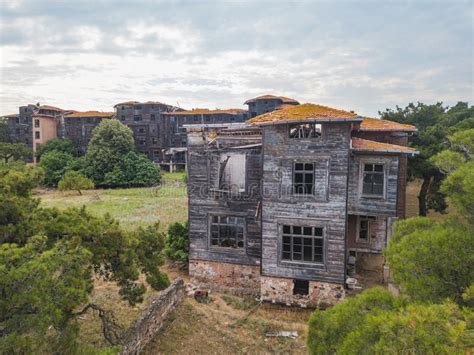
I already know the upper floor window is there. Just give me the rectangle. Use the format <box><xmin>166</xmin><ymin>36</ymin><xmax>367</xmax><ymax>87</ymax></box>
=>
<box><xmin>289</xmin><ymin>123</ymin><xmax>322</xmax><ymax>139</ymax></box>
<box><xmin>135</xmin><ymin>105</ymin><xmax>142</xmax><ymax>110</ymax></box>
<box><xmin>35</xmin><ymin>131</ymin><xmax>40</xmax><ymax>140</ymax></box>
<box><xmin>15</xmin><ymin>117</ymin><xmax>20</xmax><ymax>124</ymax></box>
<box><xmin>121</xmin><ymin>115</ymin><xmax>125</xmax><ymax>120</ymax></box>
<box><xmin>34</xmin><ymin>119</ymin><xmax>40</xmax><ymax>128</ymax></box>
<box><xmin>293</xmin><ymin>162</ymin><xmax>314</xmax><ymax>195</ymax></box>
<box><xmin>138</xmin><ymin>128</ymin><xmax>145</xmax><ymax>134</ymax></box>
<box><xmin>134</xmin><ymin>115</ymin><xmax>142</xmax><ymax>122</ymax></box>
<box><xmin>362</xmin><ymin>163</ymin><xmax>384</xmax><ymax>196</ymax></box>
<box><xmin>218</xmin><ymin>153</ymin><xmax>246</xmax><ymax>193</ymax></box>
<box><xmin>121</xmin><ymin>106</ymin><xmax>125</xmax><ymax>110</ymax></box>
<box><xmin>282</xmin><ymin>225</ymin><xmax>324</xmax><ymax>263</ymax></box>
<box><xmin>210</xmin><ymin>215</ymin><xmax>245</xmax><ymax>249</ymax></box>
<box><xmin>150</xmin><ymin>114</ymin><xmax>156</xmax><ymax>121</ymax></box>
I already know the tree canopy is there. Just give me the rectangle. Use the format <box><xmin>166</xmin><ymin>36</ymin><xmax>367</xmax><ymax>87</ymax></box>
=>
<box><xmin>38</xmin><ymin>150</ymin><xmax>75</xmax><ymax>186</ymax></box>
<box><xmin>58</xmin><ymin>170</ymin><xmax>94</xmax><ymax>195</ymax></box>
<box><xmin>35</xmin><ymin>138</ymin><xmax>79</xmax><ymax>159</ymax></box>
<box><xmin>83</xmin><ymin>119</ymin><xmax>160</xmax><ymax>187</ymax></box>
<box><xmin>0</xmin><ymin>163</ymin><xmax>169</xmax><ymax>352</ymax></box>
<box><xmin>380</xmin><ymin>101</ymin><xmax>474</xmax><ymax>215</ymax></box>
<box><xmin>0</xmin><ymin>143</ymin><xmax>32</xmax><ymax>164</ymax></box>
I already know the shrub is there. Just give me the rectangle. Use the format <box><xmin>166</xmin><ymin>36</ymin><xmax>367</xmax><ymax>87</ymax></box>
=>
<box><xmin>307</xmin><ymin>288</ymin><xmax>470</xmax><ymax>354</ymax></box>
<box><xmin>36</xmin><ymin>138</ymin><xmax>78</xmax><ymax>159</ymax></box>
<box><xmin>58</xmin><ymin>171</ymin><xmax>94</xmax><ymax>195</ymax></box>
<box><xmin>38</xmin><ymin>151</ymin><xmax>74</xmax><ymax>186</ymax></box>
<box><xmin>165</xmin><ymin>222</ymin><xmax>189</xmax><ymax>263</ymax></box>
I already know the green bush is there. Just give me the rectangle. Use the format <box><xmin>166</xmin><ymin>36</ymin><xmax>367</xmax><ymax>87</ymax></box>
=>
<box><xmin>307</xmin><ymin>288</ymin><xmax>470</xmax><ymax>354</ymax></box>
<box><xmin>385</xmin><ymin>217</ymin><xmax>473</xmax><ymax>304</ymax></box>
<box><xmin>38</xmin><ymin>151</ymin><xmax>74</xmax><ymax>186</ymax></box>
<box><xmin>83</xmin><ymin>120</ymin><xmax>160</xmax><ymax>187</ymax></box>
<box><xmin>36</xmin><ymin>138</ymin><xmax>78</xmax><ymax>159</ymax></box>
<box><xmin>58</xmin><ymin>171</ymin><xmax>94</xmax><ymax>195</ymax></box>
<box><xmin>165</xmin><ymin>221</ymin><xmax>189</xmax><ymax>263</ymax></box>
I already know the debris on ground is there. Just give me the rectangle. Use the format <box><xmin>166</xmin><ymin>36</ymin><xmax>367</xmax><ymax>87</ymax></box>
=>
<box><xmin>265</xmin><ymin>331</ymin><xmax>298</xmax><ymax>339</ymax></box>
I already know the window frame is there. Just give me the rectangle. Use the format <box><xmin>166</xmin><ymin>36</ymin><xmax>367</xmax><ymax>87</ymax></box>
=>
<box><xmin>208</xmin><ymin>214</ymin><xmax>246</xmax><ymax>252</ymax></box>
<box><xmin>217</xmin><ymin>152</ymin><xmax>247</xmax><ymax>194</ymax></box>
<box><xmin>356</xmin><ymin>215</ymin><xmax>376</xmax><ymax>243</ymax></box>
<box><xmin>360</xmin><ymin>161</ymin><xmax>386</xmax><ymax>199</ymax></box>
<box><xmin>293</xmin><ymin>162</ymin><xmax>315</xmax><ymax>196</ymax></box>
<box><xmin>279</xmin><ymin>223</ymin><xmax>326</xmax><ymax>265</ymax></box>
<box><xmin>34</xmin><ymin>131</ymin><xmax>40</xmax><ymax>140</ymax></box>
<box><xmin>289</xmin><ymin>122</ymin><xmax>323</xmax><ymax>140</ymax></box>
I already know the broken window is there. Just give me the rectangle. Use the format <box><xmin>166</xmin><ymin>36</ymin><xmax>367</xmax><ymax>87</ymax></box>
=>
<box><xmin>293</xmin><ymin>163</ymin><xmax>314</xmax><ymax>195</ymax></box>
<box><xmin>34</xmin><ymin>119</ymin><xmax>40</xmax><ymax>128</ymax></box>
<box><xmin>35</xmin><ymin>131</ymin><xmax>40</xmax><ymax>140</ymax></box>
<box><xmin>357</xmin><ymin>215</ymin><xmax>376</xmax><ymax>242</ymax></box>
<box><xmin>134</xmin><ymin>115</ymin><xmax>142</xmax><ymax>122</ymax></box>
<box><xmin>210</xmin><ymin>215</ymin><xmax>245</xmax><ymax>249</ymax></box>
<box><xmin>289</xmin><ymin>123</ymin><xmax>322</xmax><ymax>139</ymax></box>
<box><xmin>282</xmin><ymin>225</ymin><xmax>324</xmax><ymax>263</ymax></box>
<box><xmin>293</xmin><ymin>279</ymin><xmax>309</xmax><ymax>295</ymax></box>
<box><xmin>218</xmin><ymin>153</ymin><xmax>246</xmax><ymax>193</ymax></box>
<box><xmin>362</xmin><ymin>163</ymin><xmax>385</xmax><ymax>196</ymax></box>
<box><xmin>150</xmin><ymin>114</ymin><xmax>156</xmax><ymax>121</ymax></box>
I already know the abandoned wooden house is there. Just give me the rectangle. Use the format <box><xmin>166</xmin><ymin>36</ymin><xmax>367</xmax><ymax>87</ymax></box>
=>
<box><xmin>186</xmin><ymin>103</ymin><xmax>417</xmax><ymax>307</ymax></box>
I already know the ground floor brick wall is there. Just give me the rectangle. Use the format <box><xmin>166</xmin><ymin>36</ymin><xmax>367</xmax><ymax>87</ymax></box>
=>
<box><xmin>189</xmin><ymin>259</ymin><xmax>261</xmax><ymax>295</ymax></box>
<box><xmin>260</xmin><ymin>276</ymin><xmax>345</xmax><ymax>308</ymax></box>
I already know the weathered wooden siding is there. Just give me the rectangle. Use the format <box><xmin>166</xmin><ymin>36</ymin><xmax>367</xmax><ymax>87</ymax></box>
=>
<box><xmin>353</xmin><ymin>131</ymin><xmax>409</xmax><ymax>218</ymax></box>
<box><xmin>260</xmin><ymin>123</ymin><xmax>352</xmax><ymax>284</ymax></box>
<box><xmin>187</xmin><ymin>130</ymin><xmax>262</xmax><ymax>266</ymax></box>
<box><xmin>347</xmin><ymin>154</ymin><xmax>399</xmax><ymax>216</ymax></box>
<box><xmin>347</xmin><ymin>214</ymin><xmax>387</xmax><ymax>252</ymax></box>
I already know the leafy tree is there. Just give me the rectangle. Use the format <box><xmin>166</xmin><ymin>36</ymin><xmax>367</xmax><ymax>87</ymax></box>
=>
<box><xmin>0</xmin><ymin>164</ymin><xmax>43</xmax><ymax>244</ymax></box>
<box><xmin>385</xmin><ymin>217</ymin><xmax>473</xmax><ymax>304</ymax></box>
<box><xmin>58</xmin><ymin>170</ymin><xmax>94</xmax><ymax>195</ymax></box>
<box><xmin>0</xmin><ymin>164</ymin><xmax>170</xmax><ymax>351</ymax></box>
<box><xmin>36</xmin><ymin>138</ymin><xmax>78</xmax><ymax>160</ymax></box>
<box><xmin>441</xmin><ymin>162</ymin><xmax>474</xmax><ymax>223</ymax></box>
<box><xmin>380</xmin><ymin>102</ymin><xmax>474</xmax><ymax>215</ymax></box>
<box><xmin>84</xmin><ymin>120</ymin><xmax>161</xmax><ymax>187</ymax></box>
<box><xmin>308</xmin><ymin>288</ymin><xmax>471</xmax><ymax>354</ymax></box>
<box><xmin>0</xmin><ymin>143</ymin><xmax>32</xmax><ymax>164</ymax></box>
<box><xmin>0</xmin><ymin>237</ymin><xmax>92</xmax><ymax>353</ymax></box>
<box><xmin>84</xmin><ymin>120</ymin><xmax>135</xmax><ymax>184</ymax></box>
<box><xmin>308</xmin><ymin>287</ymin><xmax>402</xmax><ymax>354</ymax></box>
<box><xmin>165</xmin><ymin>221</ymin><xmax>189</xmax><ymax>263</ymax></box>
<box><xmin>336</xmin><ymin>302</ymin><xmax>470</xmax><ymax>354</ymax></box>
<box><xmin>38</xmin><ymin>150</ymin><xmax>75</xmax><ymax>186</ymax></box>
<box><xmin>103</xmin><ymin>151</ymin><xmax>161</xmax><ymax>188</ymax></box>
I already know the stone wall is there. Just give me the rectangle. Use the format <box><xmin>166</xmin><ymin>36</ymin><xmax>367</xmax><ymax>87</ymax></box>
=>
<box><xmin>189</xmin><ymin>259</ymin><xmax>261</xmax><ymax>295</ymax></box>
<box><xmin>121</xmin><ymin>278</ymin><xmax>185</xmax><ymax>355</ymax></box>
<box><xmin>260</xmin><ymin>276</ymin><xmax>345</xmax><ymax>308</ymax></box>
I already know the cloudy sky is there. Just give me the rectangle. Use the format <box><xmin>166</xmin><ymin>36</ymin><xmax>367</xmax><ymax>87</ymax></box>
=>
<box><xmin>0</xmin><ymin>0</ymin><xmax>472</xmax><ymax>116</ymax></box>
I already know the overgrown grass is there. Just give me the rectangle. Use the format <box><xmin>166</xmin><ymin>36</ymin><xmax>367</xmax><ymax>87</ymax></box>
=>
<box><xmin>221</xmin><ymin>294</ymin><xmax>259</xmax><ymax>311</ymax></box>
<box><xmin>38</xmin><ymin>173</ymin><xmax>187</xmax><ymax>231</ymax></box>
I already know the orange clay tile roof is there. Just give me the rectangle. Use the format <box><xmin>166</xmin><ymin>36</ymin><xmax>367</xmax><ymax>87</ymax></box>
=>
<box><xmin>39</xmin><ymin>105</ymin><xmax>63</xmax><ymax>111</ymax></box>
<box><xmin>244</xmin><ymin>95</ymin><xmax>299</xmax><ymax>105</ymax></box>
<box><xmin>360</xmin><ymin>117</ymin><xmax>417</xmax><ymax>132</ymax></box>
<box><xmin>164</xmin><ymin>108</ymin><xmax>247</xmax><ymax>115</ymax></box>
<box><xmin>351</xmin><ymin>137</ymin><xmax>418</xmax><ymax>154</ymax></box>
<box><xmin>247</xmin><ymin>103</ymin><xmax>360</xmax><ymax>125</ymax></box>
<box><xmin>64</xmin><ymin>111</ymin><xmax>115</xmax><ymax>118</ymax></box>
